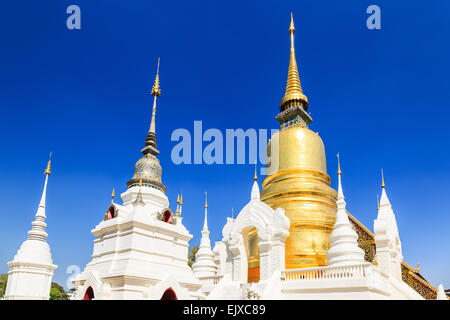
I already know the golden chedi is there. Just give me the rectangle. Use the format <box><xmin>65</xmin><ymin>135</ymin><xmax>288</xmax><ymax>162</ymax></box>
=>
<box><xmin>260</xmin><ymin>14</ymin><xmax>337</xmax><ymax>269</ymax></box>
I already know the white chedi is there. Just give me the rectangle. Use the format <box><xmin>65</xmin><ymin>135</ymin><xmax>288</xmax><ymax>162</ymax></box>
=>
<box><xmin>374</xmin><ymin>170</ymin><xmax>403</xmax><ymax>281</ymax></box>
<box><xmin>327</xmin><ymin>155</ymin><xmax>365</xmax><ymax>266</ymax></box>
<box><xmin>4</xmin><ymin>157</ymin><xmax>57</xmax><ymax>300</ymax></box>
<box><xmin>192</xmin><ymin>193</ymin><xmax>218</xmax><ymax>278</ymax></box>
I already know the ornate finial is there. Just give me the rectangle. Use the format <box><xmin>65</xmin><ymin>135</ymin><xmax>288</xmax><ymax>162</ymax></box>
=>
<box><xmin>141</xmin><ymin>58</ymin><xmax>162</xmax><ymax>155</ymax></box>
<box><xmin>415</xmin><ymin>263</ymin><xmax>420</xmax><ymax>272</ymax></box>
<box><xmin>177</xmin><ymin>194</ymin><xmax>180</xmax><ymax>204</ymax></box>
<box><xmin>139</xmin><ymin>178</ymin><xmax>143</xmax><ymax>187</ymax></box>
<box><xmin>289</xmin><ymin>12</ymin><xmax>295</xmax><ymax>34</ymax></box>
<box><xmin>126</xmin><ymin>58</ymin><xmax>166</xmax><ymax>193</ymax></box>
<box><xmin>377</xmin><ymin>194</ymin><xmax>380</xmax><ymax>210</ymax></box>
<box><xmin>337</xmin><ymin>153</ymin><xmax>341</xmax><ymax>175</ymax></box>
<box><xmin>381</xmin><ymin>169</ymin><xmax>385</xmax><ymax>188</ymax></box>
<box><xmin>204</xmin><ymin>192</ymin><xmax>208</xmax><ymax>208</ymax></box>
<box><xmin>254</xmin><ymin>161</ymin><xmax>258</xmax><ymax>181</ymax></box>
<box><xmin>278</xmin><ymin>13</ymin><xmax>310</xmax><ymax>128</ymax></box>
<box><xmin>44</xmin><ymin>152</ymin><xmax>52</xmax><ymax>175</ymax></box>
<box><xmin>151</xmin><ymin>58</ymin><xmax>161</xmax><ymax>97</ymax></box>
<box><xmin>180</xmin><ymin>193</ymin><xmax>183</xmax><ymax>205</ymax></box>
<box><xmin>112</xmin><ymin>188</ymin><xmax>115</xmax><ymax>199</ymax></box>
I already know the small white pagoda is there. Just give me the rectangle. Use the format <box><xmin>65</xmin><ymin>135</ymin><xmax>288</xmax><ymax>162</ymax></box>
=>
<box><xmin>4</xmin><ymin>155</ymin><xmax>57</xmax><ymax>300</ymax></box>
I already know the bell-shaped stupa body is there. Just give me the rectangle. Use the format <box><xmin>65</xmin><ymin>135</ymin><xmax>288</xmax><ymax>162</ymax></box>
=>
<box><xmin>260</xmin><ymin>14</ymin><xmax>337</xmax><ymax>269</ymax></box>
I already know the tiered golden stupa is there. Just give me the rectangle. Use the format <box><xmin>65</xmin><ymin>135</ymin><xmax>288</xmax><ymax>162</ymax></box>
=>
<box><xmin>260</xmin><ymin>14</ymin><xmax>337</xmax><ymax>269</ymax></box>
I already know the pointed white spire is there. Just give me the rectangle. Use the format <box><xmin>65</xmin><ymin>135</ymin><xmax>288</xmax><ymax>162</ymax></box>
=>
<box><xmin>251</xmin><ymin>181</ymin><xmax>260</xmax><ymax>200</ymax></box>
<box><xmin>379</xmin><ymin>168</ymin><xmax>391</xmax><ymax>207</ymax></box>
<box><xmin>28</xmin><ymin>154</ymin><xmax>52</xmax><ymax>241</ymax></box>
<box><xmin>251</xmin><ymin>162</ymin><xmax>260</xmax><ymax>200</ymax></box>
<box><xmin>203</xmin><ymin>192</ymin><xmax>208</xmax><ymax>230</ymax></box>
<box><xmin>192</xmin><ymin>192</ymin><xmax>217</xmax><ymax>278</ymax></box>
<box><xmin>327</xmin><ymin>153</ymin><xmax>365</xmax><ymax>266</ymax></box>
<box><xmin>377</xmin><ymin>169</ymin><xmax>396</xmax><ymax>224</ymax></box>
<box><xmin>437</xmin><ymin>284</ymin><xmax>448</xmax><ymax>300</ymax></box>
<box><xmin>374</xmin><ymin>169</ymin><xmax>403</xmax><ymax>280</ymax></box>
<box><xmin>4</xmin><ymin>155</ymin><xmax>57</xmax><ymax>300</ymax></box>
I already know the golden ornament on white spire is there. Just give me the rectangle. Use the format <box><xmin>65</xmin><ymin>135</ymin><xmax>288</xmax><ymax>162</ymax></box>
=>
<box><xmin>151</xmin><ymin>58</ymin><xmax>161</xmax><ymax>97</ymax></box>
<box><xmin>44</xmin><ymin>152</ymin><xmax>52</xmax><ymax>175</ymax></box>
<box><xmin>337</xmin><ymin>153</ymin><xmax>342</xmax><ymax>175</ymax></box>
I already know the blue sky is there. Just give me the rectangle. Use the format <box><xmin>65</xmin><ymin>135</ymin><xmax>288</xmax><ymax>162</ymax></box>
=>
<box><xmin>0</xmin><ymin>0</ymin><xmax>449</xmax><ymax>290</ymax></box>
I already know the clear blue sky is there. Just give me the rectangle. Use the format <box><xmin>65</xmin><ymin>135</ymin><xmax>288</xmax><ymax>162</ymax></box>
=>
<box><xmin>0</xmin><ymin>0</ymin><xmax>449</xmax><ymax>290</ymax></box>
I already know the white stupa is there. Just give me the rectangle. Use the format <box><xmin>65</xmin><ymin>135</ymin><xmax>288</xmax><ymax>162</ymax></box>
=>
<box><xmin>326</xmin><ymin>153</ymin><xmax>365</xmax><ymax>266</ymax></box>
<box><xmin>192</xmin><ymin>192</ymin><xmax>218</xmax><ymax>279</ymax></box>
<box><xmin>374</xmin><ymin>169</ymin><xmax>403</xmax><ymax>281</ymax></box>
<box><xmin>71</xmin><ymin>60</ymin><xmax>202</xmax><ymax>300</ymax></box>
<box><xmin>4</xmin><ymin>155</ymin><xmax>57</xmax><ymax>300</ymax></box>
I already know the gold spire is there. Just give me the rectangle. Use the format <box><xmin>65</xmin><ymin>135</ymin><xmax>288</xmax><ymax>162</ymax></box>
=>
<box><xmin>337</xmin><ymin>153</ymin><xmax>342</xmax><ymax>175</ymax></box>
<box><xmin>254</xmin><ymin>161</ymin><xmax>258</xmax><ymax>181</ymax></box>
<box><xmin>177</xmin><ymin>194</ymin><xmax>180</xmax><ymax>204</ymax></box>
<box><xmin>204</xmin><ymin>191</ymin><xmax>208</xmax><ymax>208</ymax></box>
<box><xmin>377</xmin><ymin>194</ymin><xmax>380</xmax><ymax>210</ymax></box>
<box><xmin>44</xmin><ymin>152</ymin><xmax>52</xmax><ymax>175</ymax></box>
<box><xmin>289</xmin><ymin>12</ymin><xmax>295</xmax><ymax>32</ymax></box>
<box><xmin>151</xmin><ymin>58</ymin><xmax>161</xmax><ymax>97</ymax></box>
<box><xmin>280</xmin><ymin>13</ymin><xmax>308</xmax><ymax>111</ymax></box>
<box><xmin>111</xmin><ymin>188</ymin><xmax>115</xmax><ymax>199</ymax></box>
<box><xmin>139</xmin><ymin>178</ymin><xmax>143</xmax><ymax>187</ymax></box>
<box><xmin>180</xmin><ymin>193</ymin><xmax>183</xmax><ymax>205</ymax></box>
<box><xmin>381</xmin><ymin>169</ymin><xmax>385</xmax><ymax>188</ymax></box>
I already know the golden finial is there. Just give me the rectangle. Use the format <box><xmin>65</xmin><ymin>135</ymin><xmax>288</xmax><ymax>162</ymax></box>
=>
<box><xmin>151</xmin><ymin>58</ymin><xmax>161</xmax><ymax>97</ymax></box>
<box><xmin>180</xmin><ymin>193</ymin><xmax>183</xmax><ymax>205</ymax></box>
<box><xmin>381</xmin><ymin>169</ymin><xmax>385</xmax><ymax>188</ymax></box>
<box><xmin>139</xmin><ymin>178</ymin><xmax>143</xmax><ymax>187</ymax></box>
<box><xmin>415</xmin><ymin>264</ymin><xmax>420</xmax><ymax>272</ymax></box>
<box><xmin>112</xmin><ymin>188</ymin><xmax>115</xmax><ymax>199</ymax></box>
<box><xmin>337</xmin><ymin>153</ymin><xmax>341</xmax><ymax>175</ymax></box>
<box><xmin>204</xmin><ymin>192</ymin><xmax>208</xmax><ymax>208</ymax></box>
<box><xmin>254</xmin><ymin>161</ymin><xmax>258</xmax><ymax>181</ymax></box>
<box><xmin>44</xmin><ymin>152</ymin><xmax>52</xmax><ymax>175</ymax></box>
<box><xmin>280</xmin><ymin>13</ymin><xmax>308</xmax><ymax>111</ymax></box>
<box><xmin>177</xmin><ymin>194</ymin><xmax>180</xmax><ymax>204</ymax></box>
<box><xmin>377</xmin><ymin>194</ymin><xmax>380</xmax><ymax>210</ymax></box>
<box><xmin>289</xmin><ymin>12</ymin><xmax>295</xmax><ymax>34</ymax></box>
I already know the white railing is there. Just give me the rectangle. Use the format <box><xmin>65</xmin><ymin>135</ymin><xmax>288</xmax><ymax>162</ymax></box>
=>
<box><xmin>281</xmin><ymin>263</ymin><xmax>372</xmax><ymax>282</ymax></box>
<box><xmin>199</xmin><ymin>274</ymin><xmax>224</xmax><ymax>285</ymax></box>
